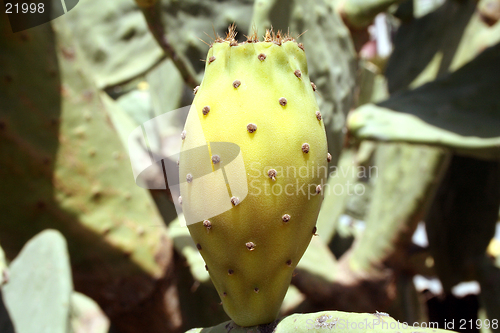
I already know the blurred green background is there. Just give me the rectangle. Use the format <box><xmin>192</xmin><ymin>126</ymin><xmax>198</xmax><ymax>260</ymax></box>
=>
<box><xmin>0</xmin><ymin>0</ymin><xmax>499</xmax><ymax>332</ymax></box>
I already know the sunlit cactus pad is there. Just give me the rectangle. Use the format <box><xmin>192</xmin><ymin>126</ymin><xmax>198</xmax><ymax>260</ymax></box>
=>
<box><xmin>179</xmin><ymin>26</ymin><xmax>329</xmax><ymax>326</ymax></box>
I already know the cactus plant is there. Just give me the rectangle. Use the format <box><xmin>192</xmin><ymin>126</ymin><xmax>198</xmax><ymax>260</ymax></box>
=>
<box><xmin>344</xmin><ymin>4</ymin><xmax>500</xmax><ymax>327</ymax></box>
<box><xmin>0</xmin><ymin>9</ymin><xmax>179</xmax><ymax>332</ymax></box>
<box><xmin>179</xmin><ymin>27</ymin><xmax>328</xmax><ymax>327</ymax></box>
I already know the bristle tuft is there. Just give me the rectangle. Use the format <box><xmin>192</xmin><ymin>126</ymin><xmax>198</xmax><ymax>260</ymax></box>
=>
<box><xmin>225</xmin><ymin>23</ymin><xmax>238</xmax><ymax>43</ymax></box>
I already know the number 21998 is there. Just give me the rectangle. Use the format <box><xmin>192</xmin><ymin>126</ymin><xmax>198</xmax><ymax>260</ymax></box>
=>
<box><xmin>459</xmin><ymin>319</ymin><xmax>498</xmax><ymax>330</ymax></box>
<box><xmin>6</xmin><ymin>2</ymin><xmax>45</xmax><ymax>13</ymax></box>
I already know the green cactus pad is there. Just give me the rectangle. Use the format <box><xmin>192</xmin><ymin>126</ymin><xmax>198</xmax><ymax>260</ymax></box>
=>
<box><xmin>2</xmin><ymin>230</ymin><xmax>72</xmax><ymax>333</ymax></box>
<box><xmin>180</xmin><ymin>28</ymin><xmax>328</xmax><ymax>327</ymax></box>
<box><xmin>348</xmin><ymin>43</ymin><xmax>500</xmax><ymax>160</ymax></box>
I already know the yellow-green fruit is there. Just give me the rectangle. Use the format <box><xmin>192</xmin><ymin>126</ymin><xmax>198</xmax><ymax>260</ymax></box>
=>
<box><xmin>179</xmin><ymin>30</ymin><xmax>328</xmax><ymax>327</ymax></box>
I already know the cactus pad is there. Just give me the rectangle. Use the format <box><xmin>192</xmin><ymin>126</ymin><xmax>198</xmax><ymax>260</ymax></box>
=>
<box><xmin>179</xmin><ymin>27</ymin><xmax>328</xmax><ymax>326</ymax></box>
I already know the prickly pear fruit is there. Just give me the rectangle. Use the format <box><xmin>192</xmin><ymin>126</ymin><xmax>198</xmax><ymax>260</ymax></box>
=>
<box><xmin>179</xmin><ymin>27</ymin><xmax>328</xmax><ymax>327</ymax></box>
